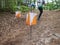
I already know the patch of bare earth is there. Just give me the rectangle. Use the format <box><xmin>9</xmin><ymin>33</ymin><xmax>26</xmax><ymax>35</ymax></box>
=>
<box><xmin>0</xmin><ymin>11</ymin><xmax>60</xmax><ymax>45</ymax></box>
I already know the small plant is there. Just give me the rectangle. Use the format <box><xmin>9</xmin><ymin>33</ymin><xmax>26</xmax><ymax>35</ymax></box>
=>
<box><xmin>20</xmin><ymin>5</ymin><xmax>31</xmax><ymax>12</ymax></box>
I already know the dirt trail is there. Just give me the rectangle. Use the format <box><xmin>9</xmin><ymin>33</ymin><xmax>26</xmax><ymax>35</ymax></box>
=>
<box><xmin>0</xmin><ymin>11</ymin><xmax>60</xmax><ymax>45</ymax></box>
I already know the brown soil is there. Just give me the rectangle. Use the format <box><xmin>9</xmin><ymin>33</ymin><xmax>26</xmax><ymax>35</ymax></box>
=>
<box><xmin>0</xmin><ymin>10</ymin><xmax>60</xmax><ymax>45</ymax></box>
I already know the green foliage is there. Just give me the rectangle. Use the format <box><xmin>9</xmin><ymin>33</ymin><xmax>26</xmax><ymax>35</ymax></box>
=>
<box><xmin>0</xmin><ymin>0</ymin><xmax>31</xmax><ymax>12</ymax></box>
<box><xmin>44</xmin><ymin>0</ymin><xmax>60</xmax><ymax>10</ymax></box>
<box><xmin>10</xmin><ymin>5</ymin><xmax>31</xmax><ymax>13</ymax></box>
<box><xmin>20</xmin><ymin>5</ymin><xmax>30</xmax><ymax>12</ymax></box>
<box><xmin>44</xmin><ymin>3</ymin><xmax>59</xmax><ymax>10</ymax></box>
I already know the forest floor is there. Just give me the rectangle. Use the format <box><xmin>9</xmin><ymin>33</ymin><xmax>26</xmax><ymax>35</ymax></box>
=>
<box><xmin>0</xmin><ymin>10</ymin><xmax>60</xmax><ymax>45</ymax></box>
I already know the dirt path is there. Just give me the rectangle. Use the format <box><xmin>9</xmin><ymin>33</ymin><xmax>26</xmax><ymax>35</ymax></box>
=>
<box><xmin>0</xmin><ymin>11</ymin><xmax>60</xmax><ymax>45</ymax></box>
